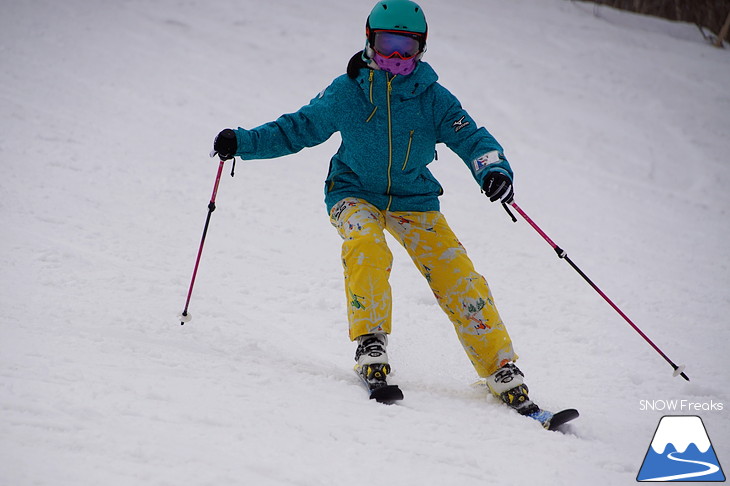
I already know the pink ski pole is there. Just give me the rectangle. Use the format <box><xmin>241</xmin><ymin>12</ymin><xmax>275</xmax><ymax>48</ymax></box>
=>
<box><xmin>504</xmin><ymin>201</ymin><xmax>689</xmax><ymax>381</ymax></box>
<box><xmin>179</xmin><ymin>158</ymin><xmax>230</xmax><ymax>325</ymax></box>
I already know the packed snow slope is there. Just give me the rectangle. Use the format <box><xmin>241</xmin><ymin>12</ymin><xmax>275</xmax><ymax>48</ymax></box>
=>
<box><xmin>1</xmin><ymin>1</ymin><xmax>729</xmax><ymax>485</ymax></box>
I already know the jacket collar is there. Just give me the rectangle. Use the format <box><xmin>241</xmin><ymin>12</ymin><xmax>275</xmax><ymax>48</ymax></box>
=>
<box><xmin>355</xmin><ymin>60</ymin><xmax>438</xmax><ymax>101</ymax></box>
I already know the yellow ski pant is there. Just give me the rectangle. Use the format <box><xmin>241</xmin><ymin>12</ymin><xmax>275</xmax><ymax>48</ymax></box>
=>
<box><xmin>330</xmin><ymin>198</ymin><xmax>517</xmax><ymax>377</ymax></box>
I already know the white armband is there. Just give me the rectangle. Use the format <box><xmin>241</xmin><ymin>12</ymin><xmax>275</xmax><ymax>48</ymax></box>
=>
<box><xmin>471</xmin><ymin>150</ymin><xmax>503</xmax><ymax>173</ymax></box>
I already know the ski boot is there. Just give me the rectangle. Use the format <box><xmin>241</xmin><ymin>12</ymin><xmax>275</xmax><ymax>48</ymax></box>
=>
<box><xmin>354</xmin><ymin>333</ymin><xmax>390</xmax><ymax>388</ymax></box>
<box><xmin>485</xmin><ymin>363</ymin><xmax>540</xmax><ymax>416</ymax></box>
<box><xmin>354</xmin><ymin>333</ymin><xmax>402</xmax><ymax>403</ymax></box>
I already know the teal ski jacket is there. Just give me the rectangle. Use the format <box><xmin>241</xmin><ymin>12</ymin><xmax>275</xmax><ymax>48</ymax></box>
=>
<box><xmin>233</xmin><ymin>55</ymin><xmax>513</xmax><ymax>213</ymax></box>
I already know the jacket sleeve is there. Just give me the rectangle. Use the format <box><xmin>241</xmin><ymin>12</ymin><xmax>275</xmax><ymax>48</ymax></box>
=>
<box><xmin>233</xmin><ymin>79</ymin><xmax>341</xmax><ymax>160</ymax></box>
<box><xmin>432</xmin><ymin>83</ymin><xmax>513</xmax><ymax>186</ymax></box>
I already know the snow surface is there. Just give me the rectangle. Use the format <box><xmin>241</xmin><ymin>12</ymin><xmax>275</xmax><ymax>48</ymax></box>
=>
<box><xmin>1</xmin><ymin>1</ymin><xmax>729</xmax><ymax>485</ymax></box>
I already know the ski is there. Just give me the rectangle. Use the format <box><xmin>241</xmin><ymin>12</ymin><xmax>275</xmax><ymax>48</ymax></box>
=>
<box><xmin>527</xmin><ymin>408</ymin><xmax>580</xmax><ymax>431</ymax></box>
<box><xmin>355</xmin><ymin>364</ymin><xmax>404</xmax><ymax>404</ymax></box>
<box><xmin>471</xmin><ymin>378</ymin><xmax>578</xmax><ymax>430</ymax></box>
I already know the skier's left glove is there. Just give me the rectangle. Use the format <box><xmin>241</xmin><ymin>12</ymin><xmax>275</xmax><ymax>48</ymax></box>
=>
<box><xmin>213</xmin><ymin>128</ymin><xmax>237</xmax><ymax>160</ymax></box>
<box><xmin>482</xmin><ymin>170</ymin><xmax>514</xmax><ymax>204</ymax></box>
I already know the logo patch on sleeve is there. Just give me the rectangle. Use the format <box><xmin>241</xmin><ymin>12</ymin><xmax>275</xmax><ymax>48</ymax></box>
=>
<box><xmin>472</xmin><ymin>150</ymin><xmax>502</xmax><ymax>173</ymax></box>
<box><xmin>452</xmin><ymin>116</ymin><xmax>470</xmax><ymax>133</ymax></box>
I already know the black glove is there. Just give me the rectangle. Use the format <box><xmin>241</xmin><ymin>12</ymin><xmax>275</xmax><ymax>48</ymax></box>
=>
<box><xmin>213</xmin><ymin>128</ymin><xmax>237</xmax><ymax>160</ymax></box>
<box><xmin>482</xmin><ymin>170</ymin><xmax>514</xmax><ymax>204</ymax></box>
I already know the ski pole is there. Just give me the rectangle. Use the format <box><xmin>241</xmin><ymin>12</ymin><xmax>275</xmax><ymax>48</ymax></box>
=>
<box><xmin>502</xmin><ymin>201</ymin><xmax>689</xmax><ymax>381</ymax></box>
<box><xmin>179</xmin><ymin>157</ymin><xmax>230</xmax><ymax>325</ymax></box>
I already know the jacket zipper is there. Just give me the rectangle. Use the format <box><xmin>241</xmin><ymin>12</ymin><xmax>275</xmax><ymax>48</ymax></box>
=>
<box><xmin>385</xmin><ymin>74</ymin><xmax>395</xmax><ymax>210</ymax></box>
<box><xmin>365</xmin><ymin>106</ymin><xmax>378</xmax><ymax>123</ymax></box>
<box><xmin>365</xmin><ymin>71</ymin><xmax>378</xmax><ymax>122</ymax></box>
<box><xmin>402</xmin><ymin>130</ymin><xmax>414</xmax><ymax>171</ymax></box>
<box><xmin>369</xmin><ymin>70</ymin><xmax>374</xmax><ymax>104</ymax></box>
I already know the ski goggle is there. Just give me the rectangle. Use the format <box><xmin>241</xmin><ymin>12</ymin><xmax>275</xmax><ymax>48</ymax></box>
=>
<box><xmin>371</xmin><ymin>30</ymin><xmax>424</xmax><ymax>60</ymax></box>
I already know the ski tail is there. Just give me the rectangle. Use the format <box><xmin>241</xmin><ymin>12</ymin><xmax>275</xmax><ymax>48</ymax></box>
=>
<box><xmin>355</xmin><ymin>364</ymin><xmax>403</xmax><ymax>404</ymax></box>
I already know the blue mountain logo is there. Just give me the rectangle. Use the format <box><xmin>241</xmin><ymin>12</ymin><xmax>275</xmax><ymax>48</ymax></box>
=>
<box><xmin>637</xmin><ymin>415</ymin><xmax>725</xmax><ymax>482</ymax></box>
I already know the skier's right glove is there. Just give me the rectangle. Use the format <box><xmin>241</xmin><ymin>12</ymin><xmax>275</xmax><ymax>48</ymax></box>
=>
<box><xmin>213</xmin><ymin>128</ymin><xmax>237</xmax><ymax>160</ymax></box>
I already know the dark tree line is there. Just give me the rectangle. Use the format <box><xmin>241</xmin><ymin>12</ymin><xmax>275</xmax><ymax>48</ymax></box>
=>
<box><xmin>579</xmin><ymin>0</ymin><xmax>730</xmax><ymax>46</ymax></box>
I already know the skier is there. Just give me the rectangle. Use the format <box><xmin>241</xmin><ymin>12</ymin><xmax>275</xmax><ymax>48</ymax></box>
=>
<box><xmin>213</xmin><ymin>0</ymin><xmax>537</xmax><ymax>414</ymax></box>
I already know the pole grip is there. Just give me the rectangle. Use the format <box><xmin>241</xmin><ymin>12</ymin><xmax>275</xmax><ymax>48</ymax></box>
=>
<box><xmin>210</xmin><ymin>159</ymin><xmax>226</xmax><ymax>205</ymax></box>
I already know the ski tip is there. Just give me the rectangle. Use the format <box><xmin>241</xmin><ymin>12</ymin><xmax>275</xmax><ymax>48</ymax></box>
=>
<box><xmin>544</xmin><ymin>408</ymin><xmax>579</xmax><ymax>431</ymax></box>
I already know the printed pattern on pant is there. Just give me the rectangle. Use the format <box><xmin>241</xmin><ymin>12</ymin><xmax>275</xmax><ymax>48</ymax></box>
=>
<box><xmin>331</xmin><ymin>197</ymin><xmax>517</xmax><ymax>377</ymax></box>
<box><xmin>331</xmin><ymin>199</ymin><xmax>393</xmax><ymax>339</ymax></box>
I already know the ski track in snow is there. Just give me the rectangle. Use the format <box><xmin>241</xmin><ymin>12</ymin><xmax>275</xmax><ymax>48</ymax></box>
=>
<box><xmin>1</xmin><ymin>1</ymin><xmax>729</xmax><ymax>485</ymax></box>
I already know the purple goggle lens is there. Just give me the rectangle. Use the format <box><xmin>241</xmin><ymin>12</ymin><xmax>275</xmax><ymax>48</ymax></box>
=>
<box><xmin>372</xmin><ymin>31</ymin><xmax>423</xmax><ymax>60</ymax></box>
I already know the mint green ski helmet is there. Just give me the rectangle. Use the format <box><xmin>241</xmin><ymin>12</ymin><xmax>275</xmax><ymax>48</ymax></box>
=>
<box><xmin>367</xmin><ymin>0</ymin><xmax>427</xmax><ymax>34</ymax></box>
<box><xmin>366</xmin><ymin>0</ymin><xmax>427</xmax><ymax>54</ymax></box>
